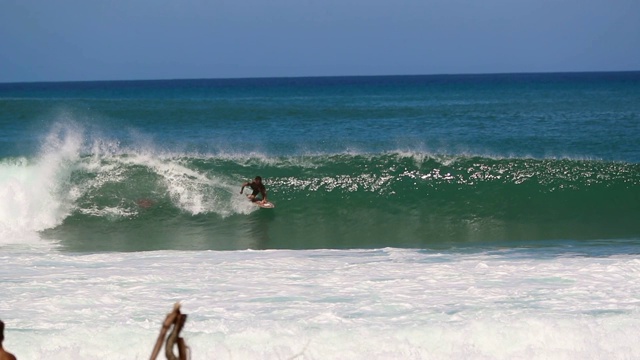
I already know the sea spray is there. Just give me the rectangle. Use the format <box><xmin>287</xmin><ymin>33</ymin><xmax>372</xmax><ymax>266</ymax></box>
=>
<box><xmin>0</xmin><ymin>125</ymin><xmax>84</xmax><ymax>243</ymax></box>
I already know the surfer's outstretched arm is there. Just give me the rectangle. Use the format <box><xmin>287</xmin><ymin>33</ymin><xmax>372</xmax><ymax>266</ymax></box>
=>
<box><xmin>240</xmin><ymin>182</ymin><xmax>249</xmax><ymax>194</ymax></box>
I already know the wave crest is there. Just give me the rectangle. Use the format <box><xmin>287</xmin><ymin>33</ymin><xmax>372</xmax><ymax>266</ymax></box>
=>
<box><xmin>2</xmin><ymin>124</ymin><xmax>639</xmax><ymax>248</ymax></box>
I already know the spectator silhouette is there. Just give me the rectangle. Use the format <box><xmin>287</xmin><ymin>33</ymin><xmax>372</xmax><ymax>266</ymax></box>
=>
<box><xmin>0</xmin><ymin>320</ymin><xmax>16</xmax><ymax>360</ymax></box>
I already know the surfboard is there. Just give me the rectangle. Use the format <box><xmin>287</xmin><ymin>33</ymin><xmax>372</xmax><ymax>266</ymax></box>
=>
<box><xmin>246</xmin><ymin>195</ymin><xmax>275</xmax><ymax>208</ymax></box>
<box><xmin>254</xmin><ymin>201</ymin><xmax>275</xmax><ymax>209</ymax></box>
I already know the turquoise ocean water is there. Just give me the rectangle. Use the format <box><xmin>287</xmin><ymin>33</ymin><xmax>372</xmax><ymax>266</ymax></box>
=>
<box><xmin>1</xmin><ymin>72</ymin><xmax>640</xmax><ymax>358</ymax></box>
<box><xmin>1</xmin><ymin>72</ymin><xmax>639</xmax><ymax>252</ymax></box>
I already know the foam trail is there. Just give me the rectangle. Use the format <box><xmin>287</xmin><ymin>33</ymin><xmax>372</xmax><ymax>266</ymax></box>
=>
<box><xmin>84</xmin><ymin>151</ymin><xmax>256</xmax><ymax>217</ymax></box>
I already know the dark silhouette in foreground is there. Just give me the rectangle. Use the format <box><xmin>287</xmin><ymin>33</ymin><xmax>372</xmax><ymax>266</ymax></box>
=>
<box><xmin>0</xmin><ymin>320</ymin><xmax>16</xmax><ymax>360</ymax></box>
<box><xmin>150</xmin><ymin>303</ymin><xmax>189</xmax><ymax>360</ymax></box>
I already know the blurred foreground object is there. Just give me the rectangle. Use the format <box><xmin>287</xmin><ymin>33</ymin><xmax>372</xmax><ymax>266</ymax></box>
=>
<box><xmin>150</xmin><ymin>303</ymin><xmax>189</xmax><ymax>360</ymax></box>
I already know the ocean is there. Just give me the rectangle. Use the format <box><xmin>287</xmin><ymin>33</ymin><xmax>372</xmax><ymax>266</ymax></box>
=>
<box><xmin>1</xmin><ymin>72</ymin><xmax>639</xmax><ymax>359</ymax></box>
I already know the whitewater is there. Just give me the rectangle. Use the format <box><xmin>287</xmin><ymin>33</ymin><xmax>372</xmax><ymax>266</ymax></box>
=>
<box><xmin>3</xmin><ymin>246</ymin><xmax>640</xmax><ymax>359</ymax></box>
<box><xmin>1</xmin><ymin>73</ymin><xmax>640</xmax><ymax>358</ymax></box>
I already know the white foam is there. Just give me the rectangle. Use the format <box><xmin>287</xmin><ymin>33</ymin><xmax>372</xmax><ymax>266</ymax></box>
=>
<box><xmin>108</xmin><ymin>152</ymin><xmax>255</xmax><ymax>217</ymax></box>
<box><xmin>0</xmin><ymin>125</ymin><xmax>84</xmax><ymax>244</ymax></box>
<box><xmin>0</xmin><ymin>121</ymin><xmax>265</xmax><ymax>244</ymax></box>
<box><xmin>2</xmin><ymin>248</ymin><xmax>640</xmax><ymax>359</ymax></box>
<box><xmin>77</xmin><ymin>206</ymin><xmax>138</xmax><ymax>219</ymax></box>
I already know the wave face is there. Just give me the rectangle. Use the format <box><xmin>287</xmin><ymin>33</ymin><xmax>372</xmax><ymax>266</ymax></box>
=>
<box><xmin>2</xmin><ymin>127</ymin><xmax>637</xmax><ymax>251</ymax></box>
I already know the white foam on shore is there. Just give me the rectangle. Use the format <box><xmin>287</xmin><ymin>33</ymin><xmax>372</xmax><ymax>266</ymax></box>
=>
<box><xmin>1</xmin><ymin>247</ymin><xmax>639</xmax><ymax>359</ymax></box>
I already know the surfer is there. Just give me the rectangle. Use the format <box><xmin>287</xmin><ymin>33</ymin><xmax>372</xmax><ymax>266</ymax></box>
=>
<box><xmin>240</xmin><ymin>176</ymin><xmax>268</xmax><ymax>204</ymax></box>
<box><xmin>0</xmin><ymin>321</ymin><xmax>17</xmax><ymax>360</ymax></box>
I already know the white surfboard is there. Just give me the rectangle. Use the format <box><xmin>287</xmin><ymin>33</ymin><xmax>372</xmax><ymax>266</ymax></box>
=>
<box><xmin>246</xmin><ymin>195</ymin><xmax>275</xmax><ymax>208</ymax></box>
<box><xmin>254</xmin><ymin>201</ymin><xmax>275</xmax><ymax>209</ymax></box>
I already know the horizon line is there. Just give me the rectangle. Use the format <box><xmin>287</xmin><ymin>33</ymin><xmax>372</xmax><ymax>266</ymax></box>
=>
<box><xmin>1</xmin><ymin>69</ymin><xmax>639</xmax><ymax>86</ymax></box>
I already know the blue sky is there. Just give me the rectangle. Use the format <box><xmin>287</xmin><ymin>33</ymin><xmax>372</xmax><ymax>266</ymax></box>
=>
<box><xmin>1</xmin><ymin>0</ymin><xmax>639</xmax><ymax>82</ymax></box>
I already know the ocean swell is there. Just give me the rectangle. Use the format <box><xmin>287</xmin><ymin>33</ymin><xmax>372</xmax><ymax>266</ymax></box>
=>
<box><xmin>1</xmin><ymin>131</ymin><xmax>638</xmax><ymax>250</ymax></box>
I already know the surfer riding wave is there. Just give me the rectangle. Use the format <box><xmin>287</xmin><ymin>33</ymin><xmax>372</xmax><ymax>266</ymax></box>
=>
<box><xmin>241</xmin><ymin>176</ymin><xmax>268</xmax><ymax>205</ymax></box>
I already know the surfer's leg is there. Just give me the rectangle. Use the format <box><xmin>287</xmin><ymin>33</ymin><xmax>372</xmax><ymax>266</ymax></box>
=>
<box><xmin>249</xmin><ymin>190</ymin><xmax>261</xmax><ymax>202</ymax></box>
